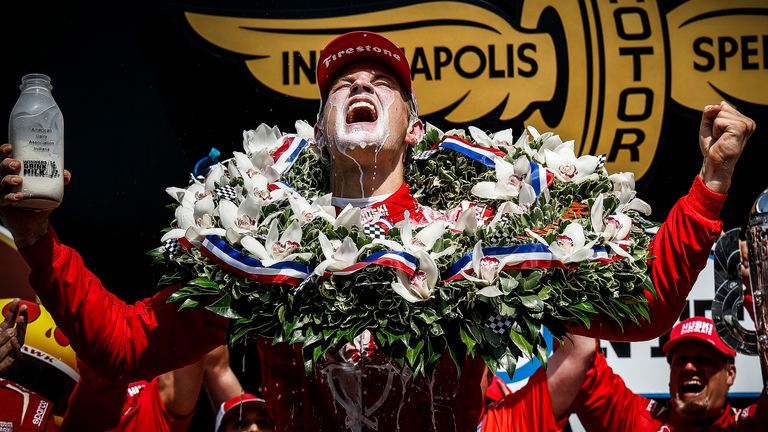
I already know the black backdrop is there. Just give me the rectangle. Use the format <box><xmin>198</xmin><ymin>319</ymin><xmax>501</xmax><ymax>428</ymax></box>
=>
<box><xmin>2</xmin><ymin>0</ymin><xmax>766</xmax><ymax>428</ymax></box>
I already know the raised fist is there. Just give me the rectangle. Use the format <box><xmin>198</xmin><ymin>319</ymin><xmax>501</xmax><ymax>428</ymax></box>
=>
<box><xmin>698</xmin><ymin>102</ymin><xmax>756</xmax><ymax>194</ymax></box>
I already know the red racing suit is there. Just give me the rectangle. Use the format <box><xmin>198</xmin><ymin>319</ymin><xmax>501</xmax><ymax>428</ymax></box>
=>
<box><xmin>570</xmin><ymin>350</ymin><xmax>768</xmax><ymax>431</ymax></box>
<box><xmin>20</xmin><ymin>176</ymin><xmax>725</xmax><ymax>431</ymax></box>
<box><xmin>0</xmin><ymin>378</ymin><xmax>56</xmax><ymax>432</ymax></box>
<box><xmin>60</xmin><ymin>362</ymin><xmax>192</xmax><ymax>432</ymax></box>
<box><xmin>477</xmin><ymin>368</ymin><xmax>559</xmax><ymax>432</ymax></box>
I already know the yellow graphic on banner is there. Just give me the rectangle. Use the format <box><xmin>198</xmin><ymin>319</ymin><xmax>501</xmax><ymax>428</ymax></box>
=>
<box><xmin>186</xmin><ymin>3</ymin><xmax>556</xmax><ymax>123</ymax></box>
<box><xmin>185</xmin><ymin>0</ymin><xmax>768</xmax><ymax>180</ymax></box>
<box><xmin>667</xmin><ymin>1</ymin><xmax>768</xmax><ymax>109</ymax></box>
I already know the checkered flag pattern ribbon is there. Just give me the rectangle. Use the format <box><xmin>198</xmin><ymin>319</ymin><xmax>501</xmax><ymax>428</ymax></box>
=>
<box><xmin>412</xmin><ymin>149</ymin><xmax>438</xmax><ymax>160</ymax></box>
<box><xmin>596</xmin><ymin>154</ymin><xmax>607</xmax><ymax>170</ymax></box>
<box><xmin>163</xmin><ymin>239</ymin><xmax>183</xmax><ymax>256</ymax></box>
<box><xmin>486</xmin><ymin>313</ymin><xmax>513</xmax><ymax>335</ymax></box>
<box><xmin>215</xmin><ymin>186</ymin><xmax>238</xmax><ymax>201</ymax></box>
<box><xmin>488</xmin><ymin>216</ymin><xmax>516</xmax><ymax>246</ymax></box>
<box><xmin>363</xmin><ymin>223</ymin><xmax>387</xmax><ymax>240</ymax></box>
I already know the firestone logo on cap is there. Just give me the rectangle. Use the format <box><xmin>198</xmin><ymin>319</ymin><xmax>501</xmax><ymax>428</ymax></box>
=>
<box><xmin>678</xmin><ymin>319</ymin><xmax>714</xmax><ymax>337</ymax></box>
<box><xmin>321</xmin><ymin>44</ymin><xmax>402</xmax><ymax>69</ymax></box>
<box><xmin>315</xmin><ymin>31</ymin><xmax>413</xmax><ymax>103</ymax></box>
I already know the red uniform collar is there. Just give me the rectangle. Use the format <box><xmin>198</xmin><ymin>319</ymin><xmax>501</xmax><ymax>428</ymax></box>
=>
<box><xmin>334</xmin><ymin>182</ymin><xmax>420</xmax><ymax>225</ymax></box>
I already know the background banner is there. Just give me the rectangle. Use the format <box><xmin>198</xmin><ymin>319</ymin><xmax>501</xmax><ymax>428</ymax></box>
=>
<box><xmin>2</xmin><ymin>0</ymin><xmax>765</xmax><ymax>301</ymax></box>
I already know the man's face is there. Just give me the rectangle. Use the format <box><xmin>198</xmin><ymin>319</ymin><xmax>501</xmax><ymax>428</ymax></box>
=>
<box><xmin>668</xmin><ymin>341</ymin><xmax>735</xmax><ymax>420</ymax></box>
<box><xmin>318</xmin><ymin>61</ymin><xmax>413</xmax><ymax>165</ymax></box>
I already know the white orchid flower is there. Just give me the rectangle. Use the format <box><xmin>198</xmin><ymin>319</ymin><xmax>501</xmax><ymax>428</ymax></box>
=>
<box><xmin>526</xmin><ymin>125</ymin><xmax>542</xmax><ymax>141</ymax></box>
<box><xmin>468</xmin><ymin>126</ymin><xmax>514</xmax><ymax>151</ymax></box>
<box><xmin>203</xmin><ymin>163</ymin><xmax>228</xmax><ymax>192</ymax></box>
<box><xmin>162</xmin><ymin>185</ymin><xmax>225</xmax><ymax>243</ymax></box>
<box><xmin>374</xmin><ymin>211</ymin><xmax>455</xmax><ymax>259</ymax></box>
<box><xmin>511</xmin><ymin>128</ymin><xmax>534</xmax><ymax>157</ymax></box>
<box><xmin>294</xmin><ymin>120</ymin><xmax>315</xmax><ymax>143</ymax></box>
<box><xmin>527</xmin><ymin>222</ymin><xmax>597</xmax><ymax>264</ymax></box>
<box><xmin>525</xmin><ymin>125</ymin><xmax>555</xmax><ymax>147</ymax></box>
<box><xmin>240</xmin><ymin>219</ymin><xmax>311</xmax><ymax>267</ymax></box>
<box><xmin>219</xmin><ymin>194</ymin><xmax>264</xmax><ymax>243</ymax></box>
<box><xmin>590</xmin><ymin>195</ymin><xmax>634</xmax><ymax>260</ymax></box>
<box><xmin>460</xmin><ymin>243</ymin><xmax>507</xmax><ymax>290</ymax></box>
<box><xmin>453</xmin><ymin>207</ymin><xmax>479</xmax><ymax>234</ymax></box>
<box><xmin>333</xmin><ymin>204</ymin><xmax>363</xmax><ymax>230</ymax></box>
<box><xmin>544</xmin><ymin>143</ymin><xmax>600</xmax><ymax>183</ymax></box>
<box><xmin>313</xmin><ymin>233</ymin><xmax>359</xmax><ymax>275</ymax></box>
<box><xmin>391</xmin><ymin>249</ymin><xmax>439</xmax><ymax>303</ymax></box>
<box><xmin>243</xmin><ymin>123</ymin><xmax>282</xmax><ymax>155</ymax></box>
<box><xmin>288</xmin><ymin>193</ymin><xmax>335</xmax><ymax>226</ymax></box>
<box><xmin>231</xmin><ymin>149</ymin><xmax>282</xmax><ymax>199</ymax></box>
<box><xmin>609</xmin><ymin>172</ymin><xmax>652</xmax><ymax>215</ymax></box>
<box><xmin>165</xmin><ymin>182</ymin><xmax>205</xmax><ymax>227</ymax></box>
<box><xmin>489</xmin><ymin>185</ymin><xmax>537</xmax><ymax>225</ymax></box>
<box><xmin>535</xmin><ymin>134</ymin><xmax>569</xmax><ymax>164</ymax></box>
<box><xmin>471</xmin><ymin>156</ymin><xmax>531</xmax><ymax>200</ymax></box>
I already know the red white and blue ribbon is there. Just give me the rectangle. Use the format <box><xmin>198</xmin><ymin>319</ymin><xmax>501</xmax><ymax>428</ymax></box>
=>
<box><xmin>437</xmin><ymin>136</ymin><xmax>506</xmax><ymax>167</ymax></box>
<box><xmin>272</xmin><ymin>137</ymin><xmax>308</xmax><ymax>174</ymax></box>
<box><xmin>199</xmin><ymin>235</ymin><xmax>311</xmax><ymax>286</ymax></box>
<box><xmin>331</xmin><ymin>250</ymin><xmax>419</xmax><ymax>277</ymax></box>
<box><xmin>269</xmin><ymin>181</ymin><xmax>302</xmax><ymax>198</ymax></box>
<box><xmin>442</xmin><ymin>244</ymin><xmax>615</xmax><ymax>281</ymax></box>
<box><xmin>529</xmin><ymin>162</ymin><xmax>549</xmax><ymax>198</ymax></box>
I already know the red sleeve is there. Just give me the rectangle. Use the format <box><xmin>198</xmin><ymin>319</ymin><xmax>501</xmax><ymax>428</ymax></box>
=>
<box><xmin>19</xmin><ymin>229</ymin><xmax>228</xmax><ymax>382</ymax></box>
<box><xmin>570</xmin><ymin>351</ymin><xmax>659</xmax><ymax>432</ymax></box>
<box><xmin>480</xmin><ymin>369</ymin><xmax>558</xmax><ymax>432</ymax></box>
<box><xmin>60</xmin><ymin>360</ymin><xmax>128</xmax><ymax>432</ymax></box>
<box><xmin>572</xmin><ymin>176</ymin><xmax>725</xmax><ymax>340</ymax></box>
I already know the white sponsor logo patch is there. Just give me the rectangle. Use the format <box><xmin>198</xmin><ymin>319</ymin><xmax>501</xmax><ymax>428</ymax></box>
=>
<box><xmin>32</xmin><ymin>400</ymin><xmax>49</xmax><ymax>426</ymax></box>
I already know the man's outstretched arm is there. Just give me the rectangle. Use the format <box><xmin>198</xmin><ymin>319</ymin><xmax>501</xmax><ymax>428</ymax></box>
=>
<box><xmin>572</xmin><ymin>102</ymin><xmax>755</xmax><ymax>341</ymax></box>
<box><xmin>19</xmin><ymin>229</ymin><xmax>228</xmax><ymax>382</ymax></box>
<box><xmin>0</xmin><ymin>144</ymin><xmax>228</xmax><ymax>382</ymax></box>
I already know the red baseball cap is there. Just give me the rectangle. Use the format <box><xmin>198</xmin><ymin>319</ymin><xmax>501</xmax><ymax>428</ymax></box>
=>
<box><xmin>215</xmin><ymin>393</ymin><xmax>270</xmax><ymax>432</ymax></box>
<box><xmin>316</xmin><ymin>31</ymin><xmax>413</xmax><ymax>103</ymax></box>
<box><xmin>663</xmin><ymin>317</ymin><xmax>736</xmax><ymax>359</ymax></box>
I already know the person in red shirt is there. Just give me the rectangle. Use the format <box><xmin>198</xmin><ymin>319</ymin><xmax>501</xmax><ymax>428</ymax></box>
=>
<box><xmin>60</xmin><ymin>345</ymin><xmax>244</xmax><ymax>432</ymax></box>
<box><xmin>0</xmin><ymin>31</ymin><xmax>757</xmax><ymax>431</ymax></box>
<box><xmin>479</xmin><ymin>334</ymin><xmax>598</xmax><ymax>432</ymax></box>
<box><xmin>570</xmin><ymin>316</ymin><xmax>767</xmax><ymax>431</ymax></box>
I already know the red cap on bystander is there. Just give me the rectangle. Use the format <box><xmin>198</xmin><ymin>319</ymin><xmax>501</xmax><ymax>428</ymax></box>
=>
<box><xmin>662</xmin><ymin>316</ymin><xmax>736</xmax><ymax>358</ymax></box>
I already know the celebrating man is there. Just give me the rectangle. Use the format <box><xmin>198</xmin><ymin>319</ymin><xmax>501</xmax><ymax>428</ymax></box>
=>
<box><xmin>0</xmin><ymin>31</ymin><xmax>757</xmax><ymax>431</ymax></box>
<box><xmin>568</xmin><ymin>317</ymin><xmax>767</xmax><ymax>430</ymax></box>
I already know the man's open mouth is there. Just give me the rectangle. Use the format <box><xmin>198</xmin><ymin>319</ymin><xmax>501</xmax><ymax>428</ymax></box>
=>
<box><xmin>680</xmin><ymin>379</ymin><xmax>705</xmax><ymax>396</ymax></box>
<box><xmin>346</xmin><ymin>100</ymin><xmax>378</xmax><ymax>124</ymax></box>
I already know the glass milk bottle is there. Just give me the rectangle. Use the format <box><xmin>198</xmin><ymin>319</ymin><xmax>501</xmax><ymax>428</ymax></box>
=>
<box><xmin>9</xmin><ymin>73</ymin><xmax>64</xmax><ymax>209</ymax></box>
